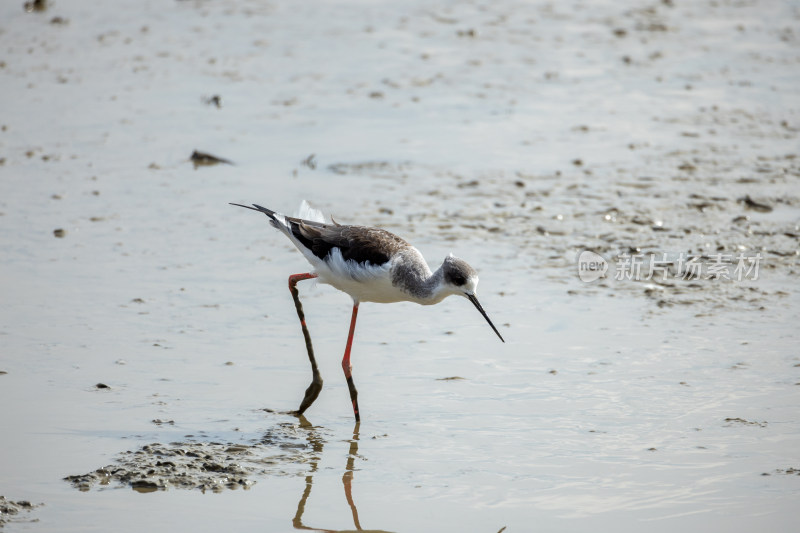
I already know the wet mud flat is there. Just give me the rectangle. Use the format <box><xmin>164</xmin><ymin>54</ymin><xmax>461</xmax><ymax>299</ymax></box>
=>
<box><xmin>324</xmin><ymin>151</ymin><xmax>799</xmax><ymax>315</ymax></box>
<box><xmin>1</xmin><ymin>0</ymin><xmax>799</xmax><ymax>531</ymax></box>
<box><xmin>63</xmin><ymin>419</ymin><xmax>320</xmax><ymax>493</ymax></box>
<box><xmin>60</xmin><ymin>416</ymin><xmax>386</xmax><ymax>532</ymax></box>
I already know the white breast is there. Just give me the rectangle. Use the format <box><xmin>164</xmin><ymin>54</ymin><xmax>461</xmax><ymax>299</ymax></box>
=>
<box><xmin>314</xmin><ymin>248</ymin><xmax>408</xmax><ymax>303</ymax></box>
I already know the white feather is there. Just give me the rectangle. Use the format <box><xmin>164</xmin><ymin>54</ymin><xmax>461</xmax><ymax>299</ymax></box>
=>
<box><xmin>314</xmin><ymin>248</ymin><xmax>405</xmax><ymax>303</ymax></box>
<box><xmin>295</xmin><ymin>200</ymin><xmax>326</xmax><ymax>223</ymax></box>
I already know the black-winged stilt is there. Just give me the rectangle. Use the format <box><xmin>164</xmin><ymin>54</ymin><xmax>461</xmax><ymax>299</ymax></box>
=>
<box><xmin>231</xmin><ymin>201</ymin><xmax>504</xmax><ymax>421</ymax></box>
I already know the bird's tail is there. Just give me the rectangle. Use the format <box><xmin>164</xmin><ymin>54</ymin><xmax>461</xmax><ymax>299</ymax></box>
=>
<box><xmin>229</xmin><ymin>202</ymin><xmax>277</xmax><ymax>219</ymax></box>
<box><xmin>229</xmin><ymin>202</ymin><xmax>292</xmax><ymax>233</ymax></box>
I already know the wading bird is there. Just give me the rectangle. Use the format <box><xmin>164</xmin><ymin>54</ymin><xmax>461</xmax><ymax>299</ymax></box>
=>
<box><xmin>231</xmin><ymin>202</ymin><xmax>504</xmax><ymax>421</ymax></box>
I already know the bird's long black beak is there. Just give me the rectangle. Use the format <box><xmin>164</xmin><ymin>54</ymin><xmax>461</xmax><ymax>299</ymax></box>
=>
<box><xmin>467</xmin><ymin>293</ymin><xmax>505</xmax><ymax>343</ymax></box>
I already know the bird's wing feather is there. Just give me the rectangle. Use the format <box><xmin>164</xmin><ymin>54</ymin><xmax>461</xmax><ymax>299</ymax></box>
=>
<box><xmin>231</xmin><ymin>203</ymin><xmax>409</xmax><ymax>267</ymax></box>
<box><xmin>295</xmin><ymin>224</ymin><xmax>408</xmax><ymax>266</ymax></box>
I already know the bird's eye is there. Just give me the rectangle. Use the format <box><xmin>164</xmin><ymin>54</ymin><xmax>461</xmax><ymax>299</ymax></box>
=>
<box><xmin>450</xmin><ymin>273</ymin><xmax>466</xmax><ymax>286</ymax></box>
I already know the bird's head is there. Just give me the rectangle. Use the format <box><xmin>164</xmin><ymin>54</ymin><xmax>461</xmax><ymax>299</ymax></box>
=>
<box><xmin>442</xmin><ymin>255</ymin><xmax>504</xmax><ymax>342</ymax></box>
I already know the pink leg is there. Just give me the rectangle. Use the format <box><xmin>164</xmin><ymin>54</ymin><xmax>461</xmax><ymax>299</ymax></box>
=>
<box><xmin>342</xmin><ymin>302</ymin><xmax>360</xmax><ymax>422</ymax></box>
<box><xmin>288</xmin><ymin>272</ymin><xmax>322</xmax><ymax>416</ymax></box>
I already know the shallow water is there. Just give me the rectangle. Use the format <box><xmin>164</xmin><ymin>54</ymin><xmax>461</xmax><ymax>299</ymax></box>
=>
<box><xmin>1</xmin><ymin>0</ymin><xmax>799</xmax><ymax>531</ymax></box>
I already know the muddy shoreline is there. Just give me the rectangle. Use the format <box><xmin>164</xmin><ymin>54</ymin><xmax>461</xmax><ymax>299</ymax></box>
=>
<box><xmin>1</xmin><ymin>0</ymin><xmax>798</xmax><ymax>531</ymax></box>
<box><xmin>64</xmin><ymin>417</ymin><xmax>319</xmax><ymax>493</ymax></box>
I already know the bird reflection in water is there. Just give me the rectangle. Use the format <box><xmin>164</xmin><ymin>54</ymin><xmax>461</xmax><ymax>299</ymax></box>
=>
<box><xmin>291</xmin><ymin>416</ymin><xmax>393</xmax><ymax>533</ymax></box>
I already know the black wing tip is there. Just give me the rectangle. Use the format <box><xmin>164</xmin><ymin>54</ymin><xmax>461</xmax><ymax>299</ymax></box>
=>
<box><xmin>229</xmin><ymin>202</ymin><xmax>275</xmax><ymax>216</ymax></box>
<box><xmin>229</xmin><ymin>202</ymin><xmax>256</xmax><ymax>210</ymax></box>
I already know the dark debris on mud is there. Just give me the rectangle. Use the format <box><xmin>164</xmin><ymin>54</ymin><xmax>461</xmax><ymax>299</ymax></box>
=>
<box><xmin>723</xmin><ymin>417</ymin><xmax>768</xmax><ymax>428</ymax></box>
<box><xmin>771</xmin><ymin>467</ymin><xmax>800</xmax><ymax>476</ymax></box>
<box><xmin>190</xmin><ymin>150</ymin><xmax>233</xmax><ymax>169</ymax></box>
<box><xmin>0</xmin><ymin>496</ymin><xmax>42</xmax><ymax>528</ymax></box>
<box><xmin>64</xmin><ymin>423</ymin><xmax>323</xmax><ymax>493</ymax></box>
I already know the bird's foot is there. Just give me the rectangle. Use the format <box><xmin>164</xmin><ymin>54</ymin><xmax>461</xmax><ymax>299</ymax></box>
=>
<box><xmin>346</xmin><ymin>376</ymin><xmax>360</xmax><ymax>422</ymax></box>
<box><xmin>296</xmin><ymin>377</ymin><xmax>323</xmax><ymax>416</ymax></box>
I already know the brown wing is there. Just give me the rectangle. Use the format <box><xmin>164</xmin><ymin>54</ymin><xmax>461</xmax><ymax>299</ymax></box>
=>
<box><xmin>292</xmin><ymin>222</ymin><xmax>409</xmax><ymax>266</ymax></box>
<box><xmin>230</xmin><ymin>204</ymin><xmax>407</xmax><ymax>264</ymax></box>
